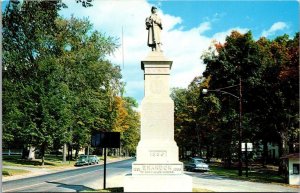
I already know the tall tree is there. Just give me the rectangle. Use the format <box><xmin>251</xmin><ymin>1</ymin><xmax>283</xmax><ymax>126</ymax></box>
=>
<box><xmin>3</xmin><ymin>0</ymin><xmax>123</xmax><ymax>164</ymax></box>
<box><xmin>201</xmin><ymin>31</ymin><xmax>299</xmax><ymax>166</ymax></box>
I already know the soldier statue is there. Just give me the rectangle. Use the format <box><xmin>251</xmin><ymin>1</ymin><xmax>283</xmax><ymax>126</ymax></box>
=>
<box><xmin>146</xmin><ymin>6</ymin><xmax>163</xmax><ymax>52</ymax></box>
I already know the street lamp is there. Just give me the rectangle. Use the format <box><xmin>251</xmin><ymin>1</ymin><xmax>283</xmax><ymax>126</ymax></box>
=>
<box><xmin>202</xmin><ymin>79</ymin><xmax>243</xmax><ymax>176</ymax></box>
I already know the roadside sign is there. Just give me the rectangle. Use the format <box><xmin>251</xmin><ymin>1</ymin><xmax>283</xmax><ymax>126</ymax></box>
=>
<box><xmin>91</xmin><ymin>132</ymin><xmax>120</xmax><ymax>148</ymax></box>
<box><xmin>91</xmin><ymin>132</ymin><xmax>120</xmax><ymax>190</ymax></box>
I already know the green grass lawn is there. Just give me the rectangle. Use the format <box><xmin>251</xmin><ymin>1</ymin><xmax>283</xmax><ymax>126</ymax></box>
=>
<box><xmin>2</xmin><ymin>168</ymin><xmax>30</xmax><ymax>176</ymax></box>
<box><xmin>2</xmin><ymin>155</ymin><xmax>77</xmax><ymax>168</ymax></box>
<box><xmin>209</xmin><ymin>165</ymin><xmax>285</xmax><ymax>184</ymax></box>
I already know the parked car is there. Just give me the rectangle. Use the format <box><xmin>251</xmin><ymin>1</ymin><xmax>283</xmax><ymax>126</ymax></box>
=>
<box><xmin>75</xmin><ymin>155</ymin><xmax>99</xmax><ymax>166</ymax></box>
<box><xmin>184</xmin><ymin>157</ymin><xmax>210</xmax><ymax>172</ymax></box>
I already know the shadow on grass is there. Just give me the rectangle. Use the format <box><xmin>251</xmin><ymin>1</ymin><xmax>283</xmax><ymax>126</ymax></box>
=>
<box><xmin>46</xmin><ymin>181</ymin><xmax>95</xmax><ymax>192</ymax></box>
<box><xmin>3</xmin><ymin>155</ymin><xmax>56</xmax><ymax>166</ymax></box>
<box><xmin>101</xmin><ymin>187</ymin><xmax>124</xmax><ymax>192</ymax></box>
<box><xmin>79</xmin><ymin>187</ymin><xmax>124</xmax><ymax>192</ymax></box>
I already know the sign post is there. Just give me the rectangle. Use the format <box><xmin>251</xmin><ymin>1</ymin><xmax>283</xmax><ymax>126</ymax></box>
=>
<box><xmin>242</xmin><ymin>142</ymin><xmax>253</xmax><ymax>177</ymax></box>
<box><xmin>91</xmin><ymin>132</ymin><xmax>120</xmax><ymax>190</ymax></box>
<box><xmin>103</xmin><ymin>147</ymin><xmax>107</xmax><ymax>189</ymax></box>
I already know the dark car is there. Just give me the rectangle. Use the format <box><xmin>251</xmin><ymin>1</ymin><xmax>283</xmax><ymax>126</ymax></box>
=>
<box><xmin>184</xmin><ymin>157</ymin><xmax>210</xmax><ymax>172</ymax></box>
<box><xmin>75</xmin><ymin>155</ymin><xmax>99</xmax><ymax>166</ymax></box>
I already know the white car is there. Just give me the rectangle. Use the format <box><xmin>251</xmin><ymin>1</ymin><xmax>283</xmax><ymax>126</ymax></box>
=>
<box><xmin>184</xmin><ymin>157</ymin><xmax>210</xmax><ymax>172</ymax></box>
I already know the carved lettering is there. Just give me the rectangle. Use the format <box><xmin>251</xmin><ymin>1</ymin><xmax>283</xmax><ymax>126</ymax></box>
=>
<box><xmin>132</xmin><ymin>164</ymin><xmax>183</xmax><ymax>175</ymax></box>
<box><xmin>149</xmin><ymin>150</ymin><xmax>167</xmax><ymax>157</ymax></box>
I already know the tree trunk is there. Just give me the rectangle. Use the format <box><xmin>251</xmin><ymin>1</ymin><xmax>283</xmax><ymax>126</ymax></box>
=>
<box><xmin>211</xmin><ymin>144</ymin><xmax>214</xmax><ymax>161</ymax></box>
<box><xmin>262</xmin><ymin>140</ymin><xmax>268</xmax><ymax>167</ymax></box>
<box><xmin>279</xmin><ymin>130</ymin><xmax>289</xmax><ymax>157</ymax></box>
<box><xmin>67</xmin><ymin>144</ymin><xmax>70</xmax><ymax>160</ymax></box>
<box><xmin>206</xmin><ymin>145</ymin><xmax>211</xmax><ymax>163</ymax></box>
<box><xmin>75</xmin><ymin>146</ymin><xmax>79</xmax><ymax>159</ymax></box>
<box><xmin>22</xmin><ymin>146</ymin><xmax>28</xmax><ymax>159</ymax></box>
<box><xmin>62</xmin><ymin>143</ymin><xmax>67</xmax><ymax>162</ymax></box>
<box><xmin>41</xmin><ymin>143</ymin><xmax>46</xmax><ymax>166</ymax></box>
<box><xmin>279</xmin><ymin>129</ymin><xmax>289</xmax><ymax>174</ymax></box>
<box><xmin>28</xmin><ymin>146</ymin><xmax>35</xmax><ymax>160</ymax></box>
<box><xmin>70</xmin><ymin>145</ymin><xmax>73</xmax><ymax>160</ymax></box>
<box><xmin>195</xmin><ymin>122</ymin><xmax>201</xmax><ymax>157</ymax></box>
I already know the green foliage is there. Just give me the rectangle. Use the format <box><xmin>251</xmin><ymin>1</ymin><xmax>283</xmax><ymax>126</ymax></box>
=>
<box><xmin>173</xmin><ymin>31</ymin><xmax>299</xmax><ymax>165</ymax></box>
<box><xmin>3</xmin><ymin>0</ymin><xmax>130</xmax><ymax>163</ymax></box>
<box><xmin>115</xmin><ymin>96</ymin><xmax>140</xmax><ymax>156</ymax></box>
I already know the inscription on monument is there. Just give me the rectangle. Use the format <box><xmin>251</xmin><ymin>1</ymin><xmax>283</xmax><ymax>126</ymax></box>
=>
<box><xmin>149</xmin><ymin>150</ymin><xmax>167</xmax><ymax>157</ymax></box>
<box><xmin>132</xmin><ymin>164</ymin><xmax>183</xmax><ymax>175</ymax></box>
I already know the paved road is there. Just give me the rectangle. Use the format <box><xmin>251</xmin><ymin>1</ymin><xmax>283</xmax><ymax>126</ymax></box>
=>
<box><xmin>3</xmin><ymin>159</ymin><xmax>133</xmax><ymax>192</ymax></box>
<box><xmin>187</xmin><ymin>171</ymin><xmax>299</xmax><ymax>192</ymax></box>
<box><xmin>3</xmin><ymin>159</ymin><xmax>299</xmax><ymax>192</ymax></box>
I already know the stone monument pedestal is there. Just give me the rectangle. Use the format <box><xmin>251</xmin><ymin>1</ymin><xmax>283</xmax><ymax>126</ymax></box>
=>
<box><xmin>124</xmin><ymin>174</ymin><xmax>192</xmax><ymax>192</ymax></box>
<box><xmin>124</xmin><ymin>52</ymin><xmax>192</xmax><ymax>192</ymax></box>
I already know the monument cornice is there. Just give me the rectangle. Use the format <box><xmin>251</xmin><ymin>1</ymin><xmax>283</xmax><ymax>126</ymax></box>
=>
<box><xmin>141</xmin><ymin>51</ymin><xmax>173</xmax><ymax>70</ymax></box>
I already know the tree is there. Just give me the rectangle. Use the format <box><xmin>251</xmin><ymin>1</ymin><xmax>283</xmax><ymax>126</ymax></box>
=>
<box><xmin>170</xmin><ymin>30</ymin><xmax>299</xmax><ymax>169</ymax></box>
<box><xmin>120</xmin><ymin>97</ymin><xmax>140</xmax><ymax>156</ymax></box>
<box><xmin>171</xmin><ymin>76</ymin><xmax>221</xmax><ymax>160</ymax></box>
<box><xmin>3</xmin><ymin>0</ymin><xmax>123</xmax><ymax>164</ymax></box>
<box><xmin>3</xmin><ymin>0</ymin><xmax>66</xmax><ymax>163</ymax></box>
<box><xmin>201</xmin><ymin>31</ymin><xmax>299</xmax><ymax>167</ymax></box>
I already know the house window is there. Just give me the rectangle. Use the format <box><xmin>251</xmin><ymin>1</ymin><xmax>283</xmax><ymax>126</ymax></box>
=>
<box><xmin>293</xmin><ymin>164</ymin><xmax>299</xmax><ymax>174</ymax></box>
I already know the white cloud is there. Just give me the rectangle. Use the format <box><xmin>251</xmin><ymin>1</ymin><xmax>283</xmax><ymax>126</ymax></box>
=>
<box><xmin>60</xmin><ymin>0</ymin><xmax>249</xmax><ymax>105</ymax></box>
<box><xmin>161</xmin><ymin>13</ymin><xmax>182</xmax><ymax>31</ymax></box>
<box><xmin>261</xmin><ymin>22</ymin><xmax>288</xmax><ymax>37</ymax></box>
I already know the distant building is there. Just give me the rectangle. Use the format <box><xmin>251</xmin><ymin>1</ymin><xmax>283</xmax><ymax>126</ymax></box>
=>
<box><xmin>267</xmin><ymin>142</ymin><xmax>280</xmax><ymax>160</ymax></box>
<box><xmin>281</xmin><ymin>153</ymin><xmax>300</xmax><ymax>185</ymax></box>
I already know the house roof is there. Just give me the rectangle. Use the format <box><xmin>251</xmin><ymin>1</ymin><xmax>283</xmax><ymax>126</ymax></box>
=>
<box><xmin>281</xmin><ymin>153</ymin><xmax>300</xmax><ymax>159</ymax></box>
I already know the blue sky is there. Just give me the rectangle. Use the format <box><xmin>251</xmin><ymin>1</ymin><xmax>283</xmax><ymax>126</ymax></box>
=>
<box><xmin>2</xmin><ymin>0</ymin><xmax>299</xmax><ymax>108</ymax></box>
<box><xmin>160</xmin><ymin>1</ymin><xmax>298</xmax><ymax>38</ymax></box>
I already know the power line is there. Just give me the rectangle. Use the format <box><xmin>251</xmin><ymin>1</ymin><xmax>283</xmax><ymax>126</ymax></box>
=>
<box><xmin>122</xmin><ymin>26</ymin><xmax>124</xmax><ymax>69</ymax></box>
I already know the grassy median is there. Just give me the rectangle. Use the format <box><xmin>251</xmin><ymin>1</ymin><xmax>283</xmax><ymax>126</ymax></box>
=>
<box><xmin>2</xmin><ymin>155</ymin><xmax>77</xmax><ymax>168</ymax></box>
<box><xmin>2</xmin><ymin>168</ymin><xmax>30</xmax><ymax>176</ymax></box>
<box><xmin>209</xmin><ymin>165</ymin><xmax>285</xmax><ymax>184</ymax></box>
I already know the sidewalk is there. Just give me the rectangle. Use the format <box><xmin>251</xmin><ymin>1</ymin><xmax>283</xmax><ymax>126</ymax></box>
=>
<box><xmin>2</xmin><ymin>157</ymin><xmax>131</xmax><ymax>182</ymax></box>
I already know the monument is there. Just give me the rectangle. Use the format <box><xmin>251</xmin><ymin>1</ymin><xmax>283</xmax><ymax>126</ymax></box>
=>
<box><xmin>124</xmin><ymin>6</ymin><xmax>192</xmax><ymax>192</ymax></box>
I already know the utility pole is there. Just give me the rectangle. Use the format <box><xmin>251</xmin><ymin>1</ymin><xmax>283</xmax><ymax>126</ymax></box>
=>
<box><xmin>202</xmin><ymin>77</ymin><xmax>243</xmax><ymax>176</ymax></box>
<box><xmin>238</xmin><ymin>72</ymin><xmax>243</xmax><ymax>176</ymax></box>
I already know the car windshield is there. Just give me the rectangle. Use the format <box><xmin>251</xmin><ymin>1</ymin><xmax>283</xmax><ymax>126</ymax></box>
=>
<box><xmin>194</xmin><ymin>159</ymin><xmax>204</xmax><ymax>163</ymax></box>
<box><xmin>79</xmin><ymin>156</ymin><xmax>88</xmax><ymax>161</ymax></box>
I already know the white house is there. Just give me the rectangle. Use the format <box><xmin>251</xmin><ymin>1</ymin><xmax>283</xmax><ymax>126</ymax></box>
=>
<box><xmin>282</xmin><ymin>153</ymin><xmax>300</xmax><ymax>185</ymax></box>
